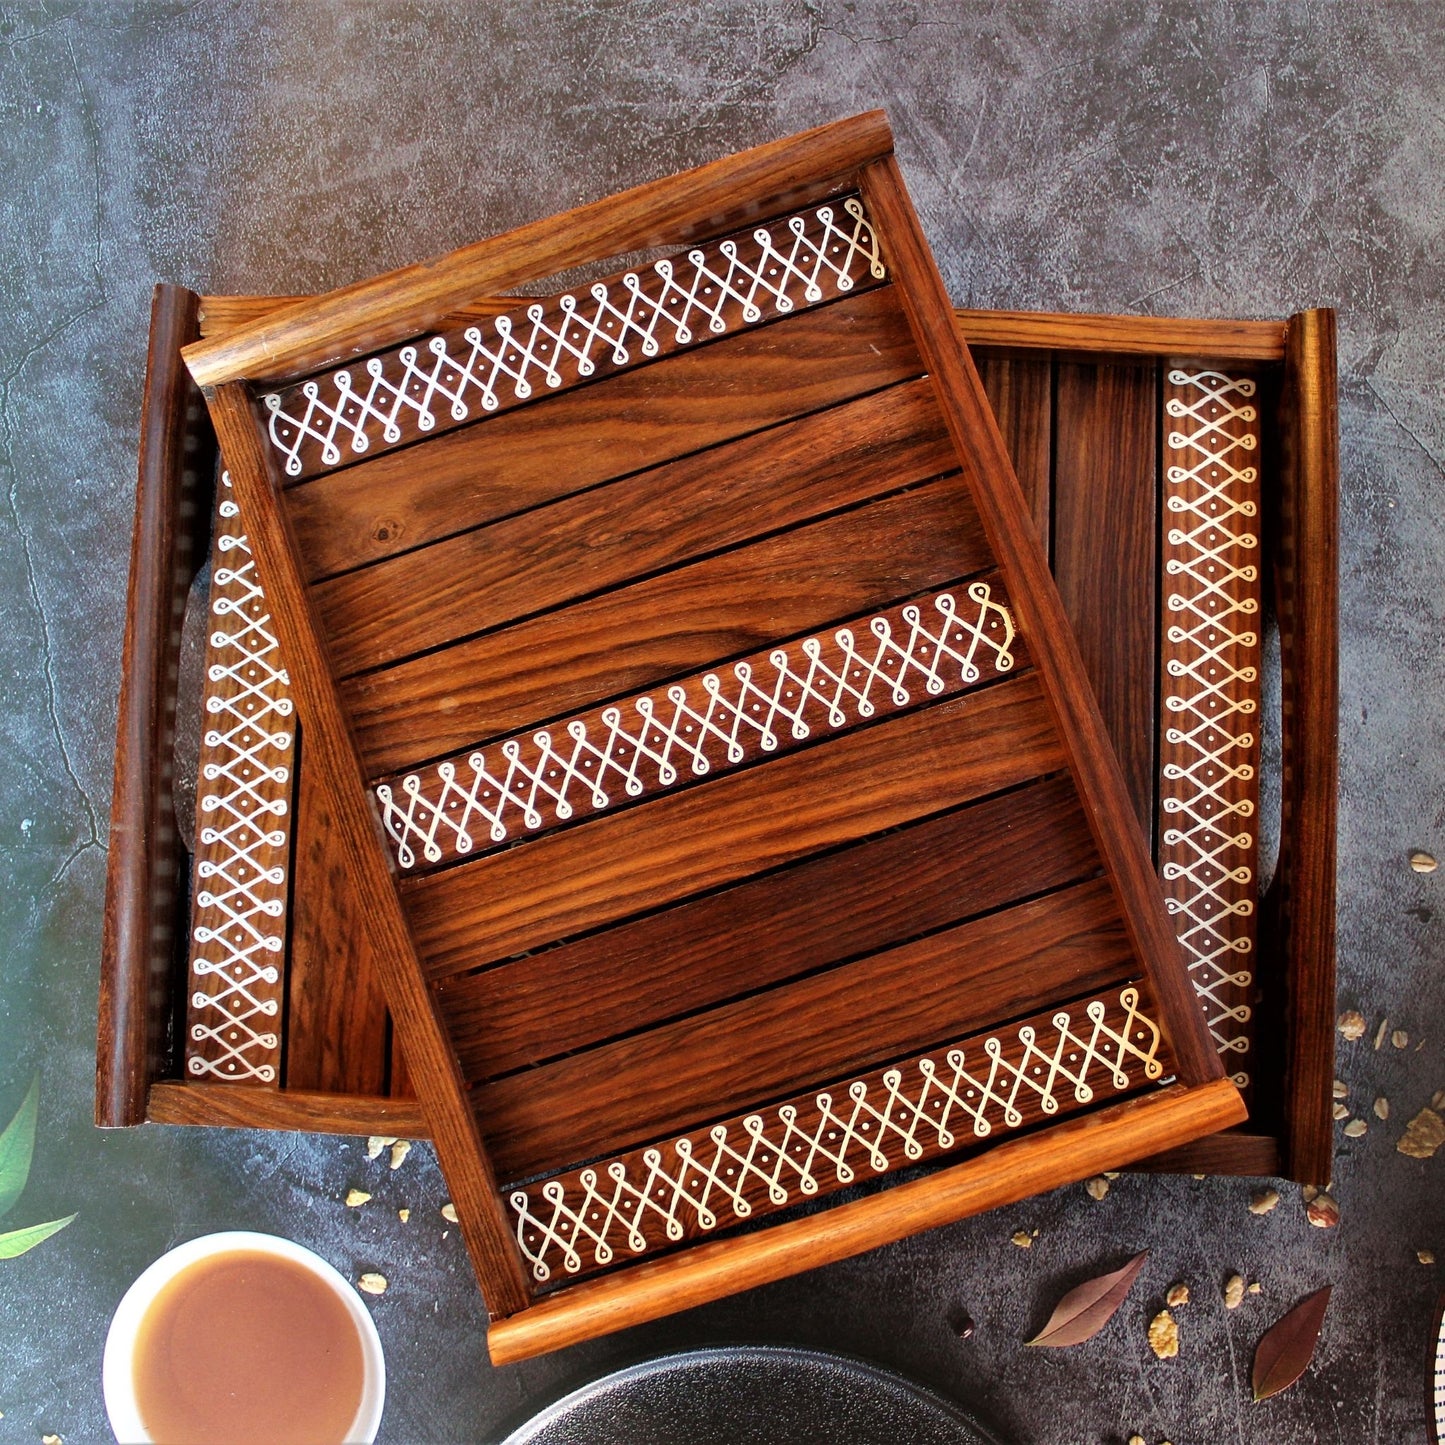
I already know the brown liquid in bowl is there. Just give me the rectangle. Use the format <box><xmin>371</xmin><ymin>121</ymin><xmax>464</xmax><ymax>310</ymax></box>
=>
<box><xmin>132</xmin><ymin>1249</ymin><xmax>367</xmax><ymax>1445</ymax></box>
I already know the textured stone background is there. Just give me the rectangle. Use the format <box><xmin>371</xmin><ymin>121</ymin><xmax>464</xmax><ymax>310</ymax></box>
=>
<box><xmin>1</xmin><ymin>2</ymin><xmax>1442</xmax><ymax>1441</ymax></box>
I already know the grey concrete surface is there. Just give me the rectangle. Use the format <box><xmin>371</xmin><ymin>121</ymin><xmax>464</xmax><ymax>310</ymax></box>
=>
<box><xmin>0</xmin><ymin>2</ymin><xmax>1441</xmax><ymax>1441</ymax></box>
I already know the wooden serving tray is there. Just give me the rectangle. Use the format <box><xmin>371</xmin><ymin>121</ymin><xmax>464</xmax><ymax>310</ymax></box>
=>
<box><xmin>97</xmin><ymin>121</ymin><xmax>1337</xmax><ymax>1355</ymax></box>
<box><xmin>155</xmin><ymin>114</ymin><xmax>1243</xmax><ymax>1357</ymax></box>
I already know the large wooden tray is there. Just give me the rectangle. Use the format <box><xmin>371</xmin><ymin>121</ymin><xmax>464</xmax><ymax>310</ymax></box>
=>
<box><xmin>95</xmin><ymin>123</ymin><xmax>1338</xmax><ymax>1357</ymax></box>
<box><xmin>169</xmin><ymin>114</ymin><xmax>1242</xmax><ymax>1355</ymax></box>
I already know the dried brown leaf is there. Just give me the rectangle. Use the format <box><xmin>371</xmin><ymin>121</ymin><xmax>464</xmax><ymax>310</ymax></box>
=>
<box><xmin>1252</xmin><ymin>1286</ymin><xmax>1331</xmax><ymax>1401</ymax></box>
<box><xmin>1025</xmin><ymin>1250</ymin><xmax>1148</xmax><ymax>1347</ymax></box>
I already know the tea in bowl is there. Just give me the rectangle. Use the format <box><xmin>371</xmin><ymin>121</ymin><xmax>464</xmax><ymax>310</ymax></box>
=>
<box><xmin>102</xmin><ymin>1231</ymin><xmax>385</xmax><ymax>1444</ymax></box>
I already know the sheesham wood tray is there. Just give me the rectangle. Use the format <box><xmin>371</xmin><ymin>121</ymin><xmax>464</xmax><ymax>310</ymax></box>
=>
<box><xmin>92</xmin><ymin>115</ymin><xmax>1336</xmax><ymax>1356</ymax></box>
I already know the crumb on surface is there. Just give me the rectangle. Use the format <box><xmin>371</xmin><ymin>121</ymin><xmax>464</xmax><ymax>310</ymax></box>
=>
<box><xmin>1307</xmin><ymin>1192</ymin><xmax>1340</xmax><ymax>1228</ymax></box>
<box><xmin>345</xmin><ymin>1188</ymin><xmax>371</xmax><ymax>1207</ymax></box>
<box><xmin>365</xmin><ymin>1135</ymin><xmax>397</xmax><ymax>1160</ymax></box>
<box><xmin>1248</xmin><ymin>1282</ymin><xmax>1262</xmax><ymax>1294</ymax></box>
<box><xmin>398</xmin><ymin>1207</ymin><xmax>410</xmax><ymax>1223</ymax></box>
<box><xmin>1344</xmin><ymin>1118</ymin><xmax>1368</xmax><ymax>1138</ymax></box>
<box><xmin>1166</xmin><ymin>1282</ymin><xmax>1190</xmax><ymax>1308</ymax></box>
<box><xmin>1248</xmin><ymin>1188</ymin><xmax>1280</xmax><ymax>1215</ymax></box>
<box><xmin>1148</xmin><ymin>1309</ymin><xmax>1179</xmax><ymax>1359</ymax></box>
<box><xmin>1393</xmin><ymin>1029</ymin><xmax>1410</xmax><ymax>1050</ymax></box>
<box><xmin>1399</xmin><ymin>1107</ymin><xmax>1445</xmax><ymax>1159</ymax></box>
<box><xmin>358</xmin><ymin>1272</ymin><xmax>388</xmax><ymax>1296</ymax></box>
<box><xmin>1010</xmin><ymin>1230</ymin><xmax>1032</xmax><ymax>1248</ymax></box>
<box><xmin>1223</xmin><ymin>1273</ymin><xmax>1245</xmax><ymax>1309</ymax></box>
<box><xmin>1374</xmin><ymin>1097</ymin><xmax>1390</xmax><ymax>1120</ymax></box>
<box><xmin>1337</xmin><ymin>1011</ymin><xmax>1366</xmax><ymax>1040</ymax></box>
<box><xmin>389</xmin><ymin>1139</ymin><xmax>412</xmax><ymax>1170</ymax></box>
<box><xmin>1333</xmin><ymin>1103</ymin><xmax>1350</xmax><ymax>1121</ymax></box>
<box><xmin>1084</xmin><ymin>1175</ymin><xmax>1109</xmax><ymax>1200</ymax></box>
<box><xmin>1419</xmin><ymin>1249</ymin><xmax>1436</xmax><ymax>1265</ymax></box>
<box><xmin>442</xmin><ymin>1202</ymin><xmax>459</xmax><ymax>1223</ymax></box>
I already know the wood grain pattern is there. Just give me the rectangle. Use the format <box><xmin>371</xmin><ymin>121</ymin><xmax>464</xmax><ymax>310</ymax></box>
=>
<box><xmin>508</xmin><ymin>982</ymin><xmax>1168</xmax><ymax>1280</ymax></box>
<box><xmin>375</xmin><ymin>579</ymin><xmax>1019</xmax><ymax>873</ymax></box>
<box><xmin>436</xmin><ymin>774</ymin><xmax>1095</xmax><ymax>1080</ymax></box>
<box><xmin>287</xmin><ymin>286</ymin><xmax>921</xmax><ymax>581</ymax></box>
<box><xmin>147</xmin><ymin>1080</ymin><xmax>426</xmax><ymax>1136</ymax></box>
<box><xmin>474</xmin><ymin>878</ymin><xmax>1138</xmax><ymax>1181</ymax></box>
<box><xmin>857</xmin><ymin>155</ymin><xmax>1222</xmax><ymax>1088</ymax></box>
<box><xmin>1268</xmin><ymin>309</ymin><xmax>1339</xmax><ymax>1186</ymax></box>
<box><xmin>977</xmin><ymin>355</ymin><xmax>1052</xmax><ymax>544</ymax></box>
<box><xmin>98</xmin><ymin>284</ymin><xmax>210</xmax><ymax>1126</ymax></box>
<box><xmin>281</xmin><ymin>746</ymin><xmax>391</xmax><ymax>1094</ymax></box>
<box><xmin>485</xmin><ymin>1078</ymin><xmax>1248</xmax><ymax>1363</ymax></box>
<box><xmin>313</xmin><ymin>372</ymin><xmax>954</xmax><ymax>676</ymax></box>
<box><xmin>953</xmin><ymin>309</ymin><xmax>1286</xmax><ymax>362</ymax></box>
<box><xmin>185</xmin><ymin>112</ymin><xmax>896</xmax><ymax>386</ymax></box>
<box><xmin>259</xmin><ymin>201</ymin><xmax>885</xmax><ymax>480</ymax></box>
<box><xmin>1053</xmin><ymin>361</ymin><xmax>1159</xmax><ymax>833</ymax></box>
<box><xmin>344</xmin><ymin>473</ymin><xmax>991</xmax><ymax>775</ymax></box>
<box><xmin>405</xmin><ymin>671</ymin><xmax>1062</xmax><ymax>977</ymax></box>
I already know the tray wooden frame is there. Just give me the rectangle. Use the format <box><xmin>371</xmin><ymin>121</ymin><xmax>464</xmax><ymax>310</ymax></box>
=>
<box><xmin>95</xmin><ymin>121</ymin><xmax>1340</xmax><ymax>1358</ymax></box>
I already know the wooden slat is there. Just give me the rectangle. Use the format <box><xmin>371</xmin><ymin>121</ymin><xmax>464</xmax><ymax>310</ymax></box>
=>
<box><xmin>1270</xmin><ymin>309</ymin><xmax>1339</xmax><ymax>1186</ymax></box>
<box><xmin>198</xmin><ymin>294</ymin><xmax>517</xmax><ymax>339</ymax></box>
<box><xmin>405</xmin><ymin>672</ymin><xmax>1062</xmax><ymax>977</ymax></box>
<box><xmin>977</xmin><ymin>355</ymin><xmax>1051</xmax><ymax>545</ymax></box>
<box><xmin>485</xmin><ymin>1078</ymin><xmax>1249</xmax><ymax>1363</ymax></box>
<box><xmin>345</xmin><ymin>473</ymin><xmax>991</xmax><ymax>775</ymax></box>
<box><xmin>281</xmin><ymin>747</ymin><xmax>391</xmax><ymax>1094</ymax></box>
<box><xmin>98</xmin><ymin>284</ymin><xmax>209</xmax><ymax>1127</ymax></box>
<box><xmin>1052</xmin><ymin>361</ymin><xmax>1159</xmax><ymax>833</ymax></box>
<box><xmin>509</xmin><ymin>981</ymin><xmax>1169</xmax><ymax>1279</ymax></box>
<box><xmin>147</xmin><ymin>1080</ymin><xmax>426</xmax><ymax>1136</ymax></box>
<box><xmin>477</xmin><ymin>877</ymin><xmax>1137</xmax><ymax>1181</ymax></box>
<box><xmin>375</xmin><ymin>578</ymin><xmax>1021</xmax><ymax>874</ymax></box>
<box><xmin>1135</xmin><ymin>1128</ymin><xmax>1280</xmax><ymax>1177</ymax></box>
<box><xmin>184</xmin><ymin>112</ymin><xmax>895</xmax><ymax>387</ymax></box>
<box><xmin>437</xmin><ymin>774</ymin><xmax>1094</xmax><ymax>1079</ymax></box>
<box><xmin>315</xmin><ymin>373</ymin><xmax>953</xmax><ymax>676</ymax></box>
<box><xmin>259</xmin><ymin>205</ymin><xmax>886</xmax><ymax>481</ymax></box>
<box><xmin>954</xmin><ymin>309</ymin><xmax>1286</xmax><ymax>362</ymax></box>
<box><xmin>287</xmin><ymin>286</ymin><xmax>921</xmax><ymax>581</ymax></box>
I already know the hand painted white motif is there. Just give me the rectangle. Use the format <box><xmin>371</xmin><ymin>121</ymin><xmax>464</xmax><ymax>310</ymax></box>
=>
<box><xmin>260</xmin><ymin>198</ymin><xmax>887</xmax><ymax>477</ymax></box>
<box><xmin>508</xmin><ymin>987</ymin><xmax>1163</xmax><ymax>1281</ymax></box>
<box><xmin>374</xmin><ymin>583</ymin><xmax>1016</xmax><ymax>872</ymax></box>
<box><xmin>1161</xmin><ymin>370</ymin><xmax>1260</xmax><ymax>1088</ymax></box>
<box><xmin>186</xmin><ymin>473</ymin><xmax>294</xmax><ymax>1083</ymax></box>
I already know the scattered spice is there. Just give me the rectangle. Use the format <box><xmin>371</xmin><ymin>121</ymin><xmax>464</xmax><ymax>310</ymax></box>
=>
<box><xmin>1306</xmin><ymin>1193</ymin><xmax>1340</xmax><ymax>1229</ymax></box>
<box><xmin>1147</xmin><ymin>1309</ymin><xmax>1179</xmax><ymax>1359</ymax></box>
<box><xmin>1343</xmin><ymin>1119</ymin><xmax>1368</xmax><ymax>1138</ymax></box>
<box><xmin>1399</xmin><ymin>1107</ymin><xmax>1445</xmax><ymax>1159</ymax></box>
<box><xmin>1025</xmin><ymin>1251</ymin><xmax>1148</xmax><ymax>1347</ymax></box>
<box><xmin>389</xmin><ymin>1140</ymin><xmax>411</xmax><ymax>1171</ymax></box>
<box><xmin>344</xmin><ymin>1189</ymin><xmax>371</xmax><ymax>1208</ymax></box>
<box><xmin>1252</xmin><ymin>1287</ymin><xmax>1331</xmax><ymax>1401</ymax></box>
<box><xmin>1393</xmin><ymin>1030</ymin><xmax>1410</xmax><ymax>1050</ymax></box>
<box><xmin>1332</xmin><ymin>1103</ymin><xmax>1350</xmax><ymax>1121</ymax></box>
<box><xmin>1374</xmin><ymin>1098</ymin><xmax>1390</xmax><ymax>1121</ymax></box>
<box><xmin>1011</xmin><ymin>1230</ymin><xmax>1033</xmax><ymax>1249</ymax></box>
<box><xmin>1332</xmin><ymin>1080</ymin><xmax>1348</xmax><ymax>1099</ymax></box>
<box><xmin>1223</xmin><ymin>1274</ymin><xmax>1246</xmax><ymax>1309</ymax></box>
<box><xmin>1419</xmin><ymin>1249</ymin><xmax>1436</xmax><ymax>1265</ymax></box>
<box><xmin>1249</xmin><ymin>1189</ymin><xmax>1281</xmax><ymax>1216</ymax></box>
<box><xmin>1166</xmin><ymin>1282</ymin><xmax>1190</xmax><ymax>1308</ymax></box>
<box><xmin>357</xmin><ymin>1273</ymin><xmax>388</xmax><ymax>1296</ymax></box>
<box><xmin>1084</xmin><ymin>1176</ymin><xmax>1110</xmax><ymax>1201</ymax></box>
<box><xmin>1336</xmin><ymin>1011</ymin><xmax>1366</xmax><ymax>1041</ymax></box>
<box><xmin>1374</xmin><ymin>1019</ymin><xmax>1390</xmax><ymax>1050</ymax></box>
<box><xmin>398</xmin><ymin>1208</ymin><xmax>410</xmax><ymax>1223</ymax></box>
<box><xmin>1410</xmin><ymin>851</ymin><xmax>1439</xmax><ymax>874</ymax></box>
<box><xmin>365</xmin><ymin>1135</ymin><xmax>396</xmax><ymax>1161</ymax></box>
<box><xmin>441</xmin><ymin>1202</ymin><xmax>459</xmax><ymax>1223</ymax></box>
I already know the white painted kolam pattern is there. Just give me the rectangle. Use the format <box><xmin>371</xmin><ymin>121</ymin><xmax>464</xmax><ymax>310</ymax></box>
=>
<box><xmin>1161</xmin><ymin>370</ymin><xmax>1261</xmax><ymax>1088</ymax></box>
<box><xmin>185</xmin><ymin>473</ymin><xmax>294</xmax><ymax>1083</ymax></box>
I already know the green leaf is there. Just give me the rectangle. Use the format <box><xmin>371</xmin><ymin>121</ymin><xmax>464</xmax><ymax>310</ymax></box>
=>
<box><xmin>0</xmin><ymin>1076</ymin><xmax>39</xmax><ymax>1221</ymax></box>
<box><xmin>0</xmin><ymin>1214</ymin><xmax>75</xmax><ymax>1259</ymax></box>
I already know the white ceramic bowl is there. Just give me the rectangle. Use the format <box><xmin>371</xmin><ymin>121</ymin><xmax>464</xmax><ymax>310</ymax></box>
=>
<box><xmin>101</xmin><ymin>1230</ymin><xmax>385</xmax><ymax>1445</ymax></box>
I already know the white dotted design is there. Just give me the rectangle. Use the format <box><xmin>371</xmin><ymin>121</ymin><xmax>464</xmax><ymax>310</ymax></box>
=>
<box><xmin>261</xmin><ymin>198</ymin><xmax>886</xmax><ymax>477</ymax></box>
<box><xmin>186</xmin><ymin>473</ymin><xmax>294</xmax><ymax>1083</ymax></box>
<box><xmin>374</xmin><ymin>584</ymin><xmax>1016</xmax><ymax>871</ymax></box>
<box><xmin>1161</xmin><ymin>370</ymin><xmax>1260</xmax><ymax>1087</ymax></box>
<box><xmin>509</xmin><ymin>987</ymin><xmax>1163</xmax><ymax>1281</ymax></box>
<box><xmin>1433</xmin><ymin>1301</ymin><xmax>1445</xmax><ymax>1440</ymax></box>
